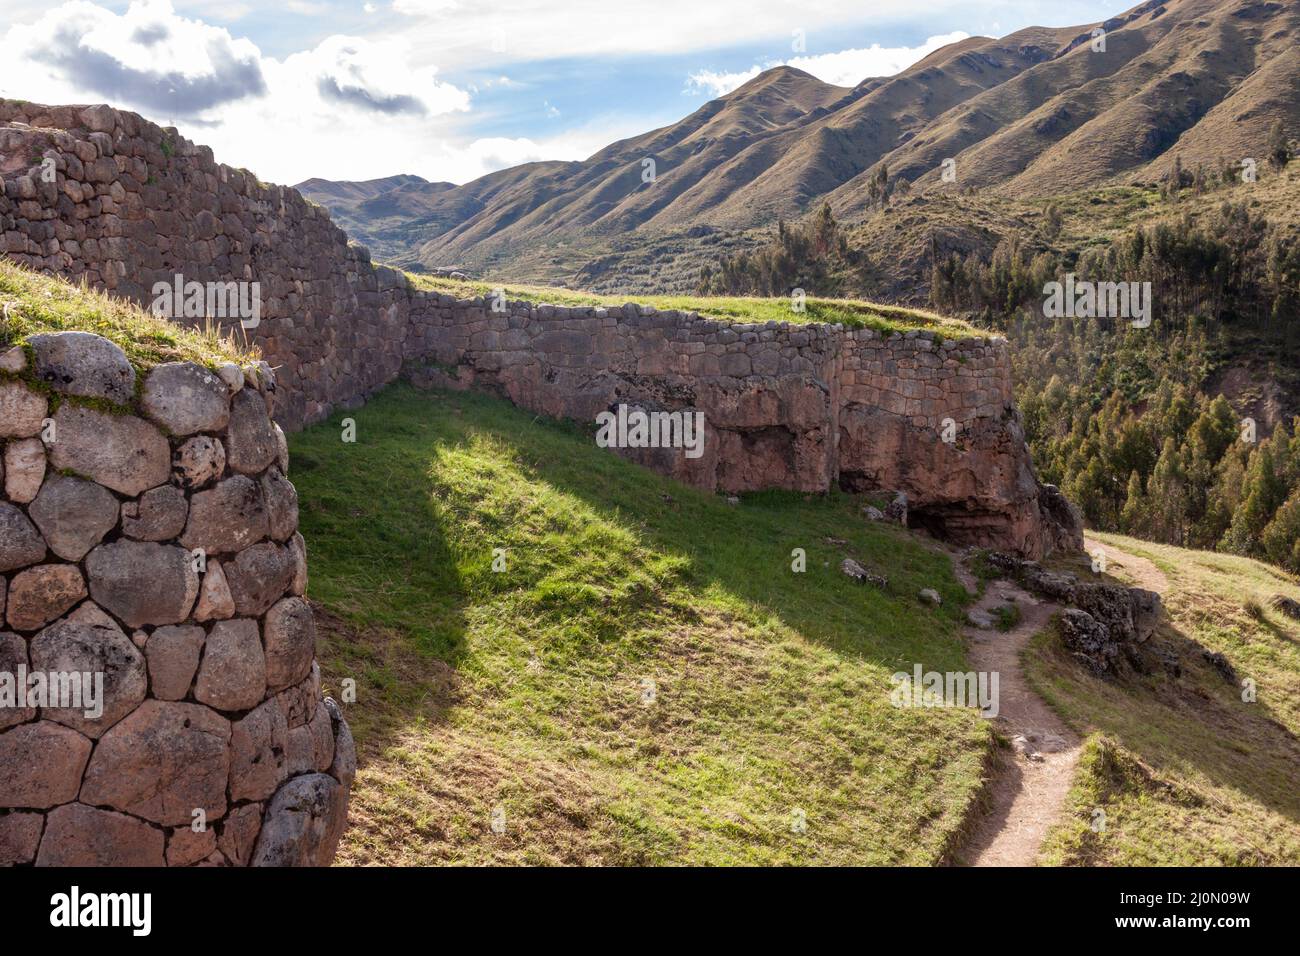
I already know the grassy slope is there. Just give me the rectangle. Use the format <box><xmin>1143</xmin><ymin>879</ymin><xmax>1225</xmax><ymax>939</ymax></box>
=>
<box><xmin>0</xmin><ymin>259</ymin><xmax>252</xmax><ymax>371</ymax></box>
<box><xmin>290</xmin><ymin>383</ymin><xmax>992</xmax><ymax>865</ymax></box>
<box><xmin>1029</xmin><ymin>532</ymin><xmax>1300</xmax><ymax>865</ymax></box>
<box><xmin>409</xmin><ymin>273</ymin><xmax>974</xmax><ymax>337</ymax></box>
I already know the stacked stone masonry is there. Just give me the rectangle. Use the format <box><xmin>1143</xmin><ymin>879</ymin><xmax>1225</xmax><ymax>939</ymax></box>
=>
<box><xmin>0</xmin><ymin>332</ymin><xmax>354</xmax><ymax>866</ymax></box>
<box><xmin>0</xmin><ymin>101</ymin><xmax>1081</xmax><ymax>558</ymax></box>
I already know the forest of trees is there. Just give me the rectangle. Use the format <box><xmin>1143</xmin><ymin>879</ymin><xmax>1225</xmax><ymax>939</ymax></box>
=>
<box><xmin>696</xmin><ymin>202</ymin><xmax>873</xmax><ymax>297</ymax></box>
<box><xmin>933</xmin><ymin>161</ymin><xmax>1300</xmax><ymax>570</ymax></box>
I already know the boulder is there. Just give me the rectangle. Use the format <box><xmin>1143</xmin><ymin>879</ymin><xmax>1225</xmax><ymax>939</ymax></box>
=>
<box><xmin>3</xmin><ymin>437</ymin><xmax>45</xmax><ymax>502</ymax></box>
<box><xmin>0</xmin><ymin>503</ymin><xmax>47</xmax><ymax>573</ymax></box>
<box><xmin>0</xmin><ymin>632</ymin><xmax>36</xmax><ymax>730</ymax></box>
<box><xmin>29</xmin><ymin>618</ymin><xmax>147</xmax><ymax>737</ymax></box>
<box><xmin>194</xmin><ymin>618</ymin><xmax>266</xmax><ymax>711</ymax></box>
<box><xmin>28</xmin><ymin>474</ymin><xmax>119</xmax><ymax>561</ymax></box>
<box><xmin>172</xmin><ymin>435</ymin><xmax>226</xmax><ymax>490</ymax></box>
<box><xmin>0</xmin><ymin>811</ymin><xmax>43</xmax><ymax>865</ymax></box>
<box><xmin>36</xmin><ymin>803</ymin><xmax>165</xmax><ymax>867</ymax></box>
<box><xmin>48</xmin><ymin>405</ymin><xmax>170</xmax><ymax>496</ymax></box>
<box><xmin>144</xmin><ymin>624</ymin><xmax>205</xmax><ymax>700</ymax></box>
<box><xmin>0</xmin><ymin>721</ymin><xmax>92</xmax><ymax>808</ymax></box>
<box><xmin>86</xmin><ymin>540</ymin><xmax>199</xmax><ymax>628</ymax></box>
<box><xmin>141</xmin><ymin>361</ymin><xmax>230</xmax><ymax>435</ymax></box>
<box><xmin>251</xmin><ymin>773</ymin><xmax>347</xmax><ymax>867</ymax></box>
<box><xmin>193</xmin><ymin>560</ymin><xmax>236</xmax><ymax>621</ymax></box>
<box><xmin>6</xmin><ymin>564</ymin><xmax>87</xmax><ymax>631</ymax></box>
<box><xmin>229</xmin><ymin>697</ymin><xmax>290</xmax><ymax>802</ymax></box>
<box><xmin>121</xmin><ymin>484</ymin><xmax>188</xmax><ymax>541</ymax></box>
<box><xmin>0</xmin><ymin>380</ymin><xmax>47</xmax><ymax>438</ymax></box>
<box><xmin>263</xmin><ymin>597</ymin><xmax>315</xmax><ymax>691</ymax></box>
<box><xmin>80</xmin><ymin>700</ymin><xmax>231</xmax><ymax>826</ymax></box>
<box><xmin>224</xmin><ymin>542</ymin><xmax>294</xmax><ymax>617</ymax></box>
<box><xmin>179</xmin><ymin>475</ymin><xmax>267</xmax><ymax>554</ymax></box>
<box><xmin>260</xmin><ymin>468</ymin><xmax>299</xmax><ymax>541</ymax></box>
<box><xmin>1059</xmin><ymin>608</ymin><xmax>1117</xmax><ymax>676</ymax></box>
<box><xmin>28</xmin><ymin>331</ymin><xmax>135</xmax><ymax>405</ymax></box>
<box><xmin>225</xmin><ymin>388</ymin><xmax>278</xmax><ymax>475</ymax></box>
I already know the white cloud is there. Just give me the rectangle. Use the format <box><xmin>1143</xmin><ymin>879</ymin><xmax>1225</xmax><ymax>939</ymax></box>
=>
<box><xmin>686</xmin><ymin>31</ymin><xmax>971</xmax><ymax>97</ymax></box>
<box><xmin>390</xmin><ymin>0</ymin><xmax>983</xmax><ymax>68</ymax></box>
<box><xmin>0</xmin><ymin>0</ymin><xmax>472</xmax><ymax>184</ymax></box>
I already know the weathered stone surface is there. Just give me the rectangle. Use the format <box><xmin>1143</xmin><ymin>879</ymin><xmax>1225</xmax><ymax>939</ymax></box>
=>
<box><xmin>289</xmin><ymin>532</ymin><xmax>308</xmax><ymax>596</ymax></box>
<box><xmin>0</xmin><ymin>810</ymin><xmax>43</xmax><ymax>865</ymax></box>
<box><xmin>194</xmin><ymin>618</ymin><xmax>265</xmax><ymax>711</ymax></box>
<box><xmin>28</xmin><ymin>331</ymin><xmax>135</xmax><ymax>405</ymax></box>
<box><xmin>28</xmin><ymin>474</ymin><xmax>119</xmax><ymax>561</ymax></box>
<box><xmin>141</xmin><ymin>361</ymin><xmax>230</xmax><ymax>435</ymax></box>
<box><xmin>0</xmin><ymin>346</ymin><xmax>26</xmax><ymax>375</ymax></box>
<box><xmin>172</xmin><ymin>435</ymin><xmax>226</xmax><ymax>490</ymax></box>
<box><xmin>6</xmin><ymin>564</ymin><xmax>86</xmax><ymax>631</ymax></box>
<box><xmin>36</xmin><ymin>803</ymin><xmax>165</xmax><ymax>867</ymax></box>
<box><xmin>260</xmin><ymin>468</ymin><xmax>298</xmax><ymax>541</ymax></box>
<box><xmin>121</xmin><ymin>484</ymin><xmax>188</xmax><ymax>541</ymax></box>
<box><xmin>224</xmin><ymin>542</ymin><xmax>294</xmax><ymax>617</ymax></box>
<box><xmin>48</xmin><ymin>405</ymin><xmax>170</xmax><ymax>496</ymax></box>
<box><xmin>0</xmin><ymin>632</ymin><xmax>35</xmax><ymax>730</ymax></box>
<box><xmin>145</xmin><ymin>624</ymin><xmax>205</xmax><ymax>700</ymax></box>
<box><xmin>0</xmin><ymin>721</ymin><xmax>91</xmax><ymax>808</ymax></box>
<box><xmin>1060</xmin><ymin>608</ymin><xmax>1117</xmax><ymax>675</ymax></box>
<box><xmin>29</xmin><ymin>618</ymin><xmax>147</xmax><ymax>737</ymax></box>
<box><xmin>229</xmin><ymin>697</ymin><xmax>290</xmax><ymax>802</ymax></box>
<box><xmin>226</xmin><ymin>388</ymin><xmax>278</xmax><ymax>475</ymax></box>
<box><xmin>0</xmin><ymin>380</ymin><xmax>47</xmax><ymax>438</ymax></box>
<box><xmin>325</xmin><ymin>697</ymin><xmax>356</xmax><ymax>792</ymax></box>
<box><xmin>218</xmin><ymin>802</ymin><xmax>262</xmax><ymax>866</ymax></box>
<box><xmin>0</xmin><ymin>503</ymin><xmax>46</xmax><ymax>573</ymax></box>
<box><xmin>80</xmin><ymin>700</ymin><xmax>230</xmax><ymax>826</ymax></box>
<box><xmin>251</xmin><ymin>773</ymin><xmax>346</xmax><ymax>867</ymax></box>
<box><xmin>3</xmin><ymin>437</ymin><xmax>45</xmax><ymax>502</ymax></box>
<box><xmin>179</xmin><ymin>475</ymin><xmax>267</xmax><ymax>554</ymax></box>
<box><xmin>167</xmin><ymin>825</ymin><xmax>217</xmax><ymax>866</ymax></box>
<box><xmin>86</xmin><ymin>540</ymin><xmax>199</xmax><ymax>628</ymax></box>
<box><xmin>194</xmin><ymin>560</ymin><xmax>236</xmax><ymax>621</ymax></box>
<box><xmin>263</xmin><ymin>597</ymin><xmax>315</xmax><ymax>691</ymax></box>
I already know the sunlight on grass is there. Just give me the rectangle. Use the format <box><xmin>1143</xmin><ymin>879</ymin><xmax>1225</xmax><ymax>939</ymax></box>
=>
<box><xmin>291</xmin><ymin>383</ymin><xmax>992</xmax><ymax>865</ymax></box>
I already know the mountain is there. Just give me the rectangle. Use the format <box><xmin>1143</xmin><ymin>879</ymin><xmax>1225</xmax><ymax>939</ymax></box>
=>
<box><xmin>299</xmin><ymin>0</ymin><xmax>1298</xmax><ymax>291</ymax></box>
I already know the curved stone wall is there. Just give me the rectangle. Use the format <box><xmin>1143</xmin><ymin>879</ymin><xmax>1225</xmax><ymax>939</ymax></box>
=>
<box><xmin>0</xmin><ymin>332</ymin><xmax>352</xmax><ymax>866</ymax></box>
<box><xmin>0</xmin><ymin>99</ymin><xmax>1080</xmax><ymax>557</ymax></box>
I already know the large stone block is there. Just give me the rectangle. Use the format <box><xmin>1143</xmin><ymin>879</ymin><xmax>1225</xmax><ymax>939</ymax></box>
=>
<box><xmin>29</xmin><ymin>617</ymin><xmax>147</xmax><ymax>737</ymax></box>
<box><xmin>141</xmin><ymin>361</ymin><xmax>231</xmax><ymax>435</ymax></box>
<box><xmin>86</xmin><ymin>540</ymin><xmax>199</xmax><ymax>628</ymax></box>
<box><xmin>28</xmin><ymin>474</ymin><xmax>119</xmax><ymax>561</ymax></box>
<box><xmin>48</xmin><ymin>405</ymin><xmax>170</xmax><ymax>496</ymax></box>
<box><xmin>28</xmin><ymin>330</ymin><xmax>135</xmax><ymax>404</ymax></box>
<box><xmin>36</xmin><ymin>803</ymin><xmax>165</xmax><ymax>867</ymax></box>
<box><xmin>0</xmin><ymin>721</ymin><xmax>92</xmax><ymax>808</ymax></box>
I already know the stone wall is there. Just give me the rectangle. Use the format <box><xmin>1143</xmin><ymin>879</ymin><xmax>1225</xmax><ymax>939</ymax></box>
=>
<box><xmin>0</xmin><ymin>101</ymin><xmax>1081</xmax><ymax>557</ymax></box>
<box><xmin>0</xmin><ymin>332</ymin><xmax>352</xmax><ymax>866</ymax></box>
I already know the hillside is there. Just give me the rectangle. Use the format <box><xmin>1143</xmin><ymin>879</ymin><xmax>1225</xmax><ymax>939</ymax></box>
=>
<box><xmin>298</xmin><ymin>0</ymin><xmax>1298</xmax><ymax>290</ymax></box>
<box><xmin>290</xmin><ymin>383</ymin><xmax>991</xmax><ymax>865</ymax></box>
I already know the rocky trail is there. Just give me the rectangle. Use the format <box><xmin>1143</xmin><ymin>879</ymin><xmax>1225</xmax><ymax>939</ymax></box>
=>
<box><xmin>951</xmin><ymin>538</ymin><xmax>1170</xmax><ymax>865</ymax></box>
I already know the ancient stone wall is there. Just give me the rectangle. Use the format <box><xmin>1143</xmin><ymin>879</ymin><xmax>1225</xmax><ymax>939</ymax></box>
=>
<box><xmin>0</xmin><ymin>332</ymin><xmax>353</xmax><ymax>866</ymax></box>
<box><xmin>0</xmin><ymin>101</ymin><xmax>1080</xmax><ymax>557</ymax></box>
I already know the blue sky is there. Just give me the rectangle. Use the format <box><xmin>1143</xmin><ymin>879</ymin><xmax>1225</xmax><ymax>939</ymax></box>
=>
<box><xmin>0</xmin><ymin>0</ymin><xmax>1121</xmax><ymax>185</ymax></box>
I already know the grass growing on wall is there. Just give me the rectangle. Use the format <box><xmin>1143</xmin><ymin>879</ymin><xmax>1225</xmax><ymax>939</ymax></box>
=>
<box><xmin>0</xmin><ymin>260</ymin><xmax>253</xmax><ymax>371</ymax></box>
<box><xmin>409</xmin><ymin>273</ymin><xmax>976</xmax><ymax>337</ymax></box>
<box><xmin>291</xmin><ymin>382</ymin><xmax>992</xmax><ymax>865</ymax></box>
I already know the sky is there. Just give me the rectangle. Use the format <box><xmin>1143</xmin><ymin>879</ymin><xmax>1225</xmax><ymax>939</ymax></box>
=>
<box><xmin>0</xmin><ymin>0</ymin><xmax>1122</xmax><ymax>187</ymax></box>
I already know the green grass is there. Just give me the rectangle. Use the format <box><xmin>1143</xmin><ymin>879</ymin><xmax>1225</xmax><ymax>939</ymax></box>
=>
<box><xmin>1030</xmin><ymin>533</ymin><xmax>1300</xmax><ymax>865</ymax></box>
<box><xmin>409</xmin><ymin>273</ymin><xmax>974</xmax><ymax>336</ymax></box>
<box><xmin>0</xmin><ymin>259</ymin><xmax>252</xmax><ymax>371</ymax></box>
<box><xmin>290</xmin><ymin>382</ymin><xmax>993</xmax><ymax>865</ymax></box>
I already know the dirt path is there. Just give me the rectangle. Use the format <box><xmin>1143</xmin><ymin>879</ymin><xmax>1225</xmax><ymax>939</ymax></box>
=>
<box><xmin>1084</xmin><ymin>536</ymin><xmax>1169</xmax><ymax>593</ymax></box>
<box><xmin>949</xmin><ymin>567</ymin><xmax>1081</xmax><ymax>866</ymax></box>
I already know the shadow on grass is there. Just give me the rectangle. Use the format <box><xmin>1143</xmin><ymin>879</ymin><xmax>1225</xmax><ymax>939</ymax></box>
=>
<box><xmin>288</xmin><ymin>381</ymin><xmax>977</xmax><ymax>761</ymax></box>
